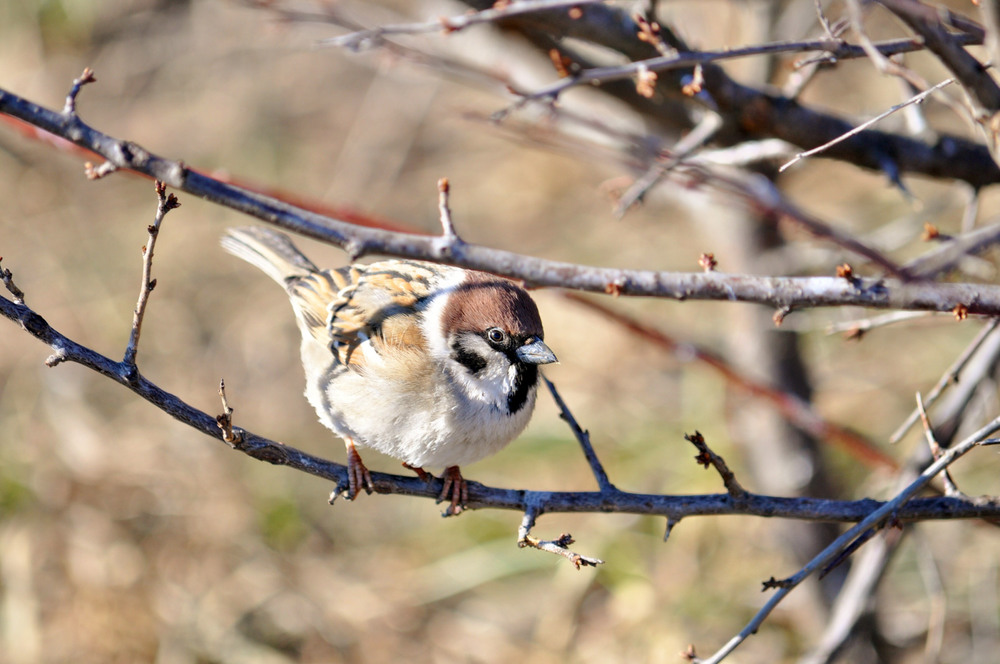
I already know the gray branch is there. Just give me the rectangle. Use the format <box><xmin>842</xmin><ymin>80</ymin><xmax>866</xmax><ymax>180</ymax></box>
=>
<box><xmin>4</xmin><ymin>84</ymin><xmax>1000</xmax><ymax>315</ymax></box>
<box><xmin>2</xmin><ymin>290</ymin><xmax>1000</xmax><ymax>525</ymax></box>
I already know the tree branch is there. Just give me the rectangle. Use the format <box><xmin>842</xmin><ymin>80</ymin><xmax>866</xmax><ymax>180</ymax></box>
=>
<box><xmin>5</xmin><ymin>81</ymin><xmax>1000</xmax><ymax>315</ymax></box>
<box><xmin>3</xmin><ymin>288</ymin><xmax>1000</xmax><ymax>525</ymax></box>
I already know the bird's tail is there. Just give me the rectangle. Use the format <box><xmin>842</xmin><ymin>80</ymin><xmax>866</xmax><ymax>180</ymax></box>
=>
<box><xmin>220</xmin><ymin>226</ymin><xmax>319</xmax><ymax>285</ymax></box>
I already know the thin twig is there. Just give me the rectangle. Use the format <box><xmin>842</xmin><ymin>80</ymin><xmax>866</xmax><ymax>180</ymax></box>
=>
<box><xmin>543</xmin><ymin>375</ymin><xmax>615</xmax><ymax>492</ymax></box>
<box><xmin>0</xmin><ymin>257</ymin><xmax>25</xmax><ymax>305</ymax></box>
<box><xmin>916</xmin><ymin>393</ymin><xmax>962</xmax><ymax>496</ymax></box>
<box><xmin>322</xmin><ymin>0</ymin><xmax>605</xmax><ymax>51</ymax></box>
<box><xmin>827</xmin><ymin>310</ymin><xmax>936</xmax><ymax>337</ymax></box>
<box><xmin>890</xmin><ymin>317</ymin><xmax>1000</xmax><ymax>443</ymax></box>
<box><xmin>516</xmin><ymin>499</ymin><xmax>604</xmax><ymax>567</ymax></box>
<box><xmin>63</xmin><ymin>66</ymin><xmax>95</xmax><ymax>115</ymax></box>
<box><xmin>779</xmin><ymin>78</ymin><xmax>955</xmax><ymax>172</ymax></box>
<box><xmin>216</xmin><ymin>379</ymin><xmax>241</xmax><ymax>445</ymax></box>
<box><xmin>614</xmin><ymin>112</ymin><xmax>722</xmax><ymax>216</ymax></box>
<box><xmin>685</xmin><ymin>432</ymin><xmax>747</xmax><ymax>502</ymax></box>
<box><xmin>518</xmin><ymin>531</ymin><xmax>604</xmax><ymax>568</ymax></box>
<box><xmin>122</xmin><ymin>181</ymin><xmax>179</xmax><ymax>370</ymax></box>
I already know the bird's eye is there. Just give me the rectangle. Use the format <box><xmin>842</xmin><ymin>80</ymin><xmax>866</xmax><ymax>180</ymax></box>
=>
<box><xmin>486</xmin><ymin>327</ymin><xmax>507</xmax><ymax>345</ymax></box>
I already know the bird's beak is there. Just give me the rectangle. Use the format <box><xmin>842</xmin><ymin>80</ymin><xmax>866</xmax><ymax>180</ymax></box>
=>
<box><xmin>516</xmin><ymin>338</ymin><xmax>558</xmax><ymax>365</ymax></box>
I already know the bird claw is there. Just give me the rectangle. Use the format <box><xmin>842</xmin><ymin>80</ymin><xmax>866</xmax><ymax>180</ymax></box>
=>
<box><xmin>403</xmin><ymin>462</ymin><xmax>433</xmax><ymax>483</ymax></box>
<box><xmin>345</xmin><ymin>441</ymin><xmax>374</xmax><ymax>499</ymax></box>
<box><xmin>437</xmin><ymin>466</ymin><xmax>468</xmax><ymax>517</ymax></box>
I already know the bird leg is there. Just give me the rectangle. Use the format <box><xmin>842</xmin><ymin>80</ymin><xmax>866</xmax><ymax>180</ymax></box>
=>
<box><xmin>344</xmin><ymin>438</ymin><xmax>374</xmax><ymax>499</ymax></box>
<box><xmin>438</xmin><ymin>466</ymin><xmax>468</xmax><ymax>516</ymax></box>
<box><xmin>403</xmin><ymin>462</ymin><xmax>433</xmax><ymax>483</ymax></box>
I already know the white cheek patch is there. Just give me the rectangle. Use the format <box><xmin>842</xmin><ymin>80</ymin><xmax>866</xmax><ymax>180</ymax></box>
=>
<box><xmin>420</xmin><ymin>269</ymin><xmax>469</xmax><ymax>363</ymax></box>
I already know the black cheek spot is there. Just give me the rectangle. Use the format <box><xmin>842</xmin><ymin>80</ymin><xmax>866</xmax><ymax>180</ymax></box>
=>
<box><xmin>451</xmin><ymin>339</ymin><xmax>487</xmax><ymax>375</ymax></box>
<box><xmin>508</xmin><ymin>363</ymin><xmax>538</xmax><ymax>414</ymax></box>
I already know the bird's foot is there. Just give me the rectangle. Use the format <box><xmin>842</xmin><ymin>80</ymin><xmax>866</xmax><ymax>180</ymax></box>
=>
<box><xmin>403</xmin><ymin>462</ymin><xmax>433</xmax><ymax>483</ymax></box>
<box><xmin>345</xmin><ymin>439</ymin><xmax>374</xmax><ymax>499</ymax></box>
<box><xmin>437</xmin><ymin>466</ymin><xmax>468</xmax><ymax>517</ymax></box>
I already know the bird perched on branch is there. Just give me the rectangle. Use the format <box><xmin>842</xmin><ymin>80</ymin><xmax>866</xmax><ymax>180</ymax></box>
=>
<box><xmin>221</xmin><ymin>227</ymin><xmax>557</xmax><ymax>515</ymax></box>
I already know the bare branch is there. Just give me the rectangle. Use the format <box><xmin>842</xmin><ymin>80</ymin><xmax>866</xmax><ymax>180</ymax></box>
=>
<box><xmin>323</xmin><ymin>0</ymin><xmax>605</xmax><ymax>51</ymax></box>
<box><xmin>123</xmin><ymin>181</ymin><xmax>179</xmax><ymax>370</ymax></box>
<box><xmin>0</xmin><ymin>257</ymin><xmax>25</xmax><ymax>305</ymax></box>
<box><xmin>3</xmin><ymin>289</ymin><xmax>1000</xmax><ymax>526</ymax></box>
<box><xmin>12</xmin><ymin>84</ymin><xmax>1000</xmax><ymax>312</ymax></box>
<box><xmin>779</xmin><ymin>78</ymin><xmax>955</xmax><ymax>172</ymax></box>
<box><xmin>698</xmin><ymin>414</ymin><xmax>1000</xmax><ymax>664</ymax></box>
<box><xmin>543</xmin><ymin>375</ymin><xmax>615</xmax><ymax>492</ymax></box>
<box><xmin>889</xmin><ymin>318</ymin><xmax>1000</xmax><ymax>443</ymax></box>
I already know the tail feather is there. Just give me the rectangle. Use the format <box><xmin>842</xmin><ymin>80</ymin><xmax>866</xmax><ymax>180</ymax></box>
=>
<box><xmin>220</xmin><ymin>226</ymin><xmax>318</xmax><ymax>284</ymax></box>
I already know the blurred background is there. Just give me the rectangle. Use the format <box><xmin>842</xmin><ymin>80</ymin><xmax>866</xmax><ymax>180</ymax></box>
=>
<box><xmin>2</xmin><ymin>1</ymin><xmax>1000</xmax><ymax>662</ymax></box>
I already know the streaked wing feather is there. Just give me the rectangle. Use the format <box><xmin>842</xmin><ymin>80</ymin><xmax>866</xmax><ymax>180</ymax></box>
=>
<box><xmin>288</xmin><ymin>260</ymin><xmax>439</xmax><ymax>370</ymax></box>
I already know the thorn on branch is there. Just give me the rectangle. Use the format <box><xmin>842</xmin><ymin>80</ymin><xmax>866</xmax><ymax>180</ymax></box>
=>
<box><xmin>698</xmin><ymin>253</ymin><xmax>717</xmax><ymax>272</ymax></box>
<box><xmin>680</xmin><ymin>644</ymin><xmax>699</xmax><ymax>662</ymax></box>
<box><xmin>0</xmin><ymin>257</ymin><xmax>26</xmax><ymax>305</ymax></box>
<box><xmin>64</xmin><ymin>67</ymin><xmax>96</xmax><ymax>115</ymax></box>
<box><xmin>663</xmin><ymin>516</ymin><xmax>680</xmax><ymax>541</ymax></box>
<box><xmin>685</xmin><ymin>431</ymin><xmax>747</xmax><ymax>502</ymax></box>
<box><xmin>216</xmin><ymin>378</ymin><xmax>242</xmax><ymax>445</ymax></box>
<box><xmin>761</xmin><ymin>576</ymin><xmax>793</xmax><ymax>591</ymax></box>
<box><xmin>772</xmin><ymin>307</ymin><xmax>791</xmax><ymax>327</ymax></box>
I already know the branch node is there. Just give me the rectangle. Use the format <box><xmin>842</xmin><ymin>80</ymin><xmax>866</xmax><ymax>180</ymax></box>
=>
<box><xmin>519</xmin><ymin>531</ymin><xmax>604</xmax><ymax>569</ymax></box>
<box><xmin>215</xmin><ymin>378</ymin><xmax>242</xmax><ymax>445</ymax></box>
<box><xmin>45</xmin><ymin>348</ymin><xmax>67</xmax><ymax>367</ymax></box>
<box><xmin>761</xmin><ymin>576</ymin><xmax>793</xmax><ymax>591</ymax></box>
<box><xmin>84</xmin><ymin>160</ymin><xmax>118</xmax><ymax>180</ymax></box>
<box><xmin>434</xmin><ymin>177</ymin><xmax>465</xmax><ymax>258</ymax></box>
<box><xmin>685</xmin><ymin>431</ymin><xmax>747</xmax><ymax>502</ymax></box>
<box><xmin>0</xmin><ymin>257</ymin><xmax>26</xmax><ymax>305</ymax></box>
<box><xmin>63</xmin><ymin>67</ymin><xmax>96</xmax><ymax>115</ymax></box>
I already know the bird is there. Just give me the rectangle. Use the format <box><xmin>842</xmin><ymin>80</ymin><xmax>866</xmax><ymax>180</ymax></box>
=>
<box><xmin>220</xmin><ymin>226</ymin><xmax>557</xmax><ymax>515</ymax></box>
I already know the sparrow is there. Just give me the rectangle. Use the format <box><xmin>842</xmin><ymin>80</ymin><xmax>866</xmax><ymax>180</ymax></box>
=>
<box><xmin>221</xmin><ymin>226</ymin><xmax>557</xmax><ymax>515</ymax></box>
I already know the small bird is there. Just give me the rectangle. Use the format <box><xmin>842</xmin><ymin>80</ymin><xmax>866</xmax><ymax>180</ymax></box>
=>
<box><xmin>221</xmin><ymin>227</ymin><xmax>557</xmax><ymax>515</ymax></box>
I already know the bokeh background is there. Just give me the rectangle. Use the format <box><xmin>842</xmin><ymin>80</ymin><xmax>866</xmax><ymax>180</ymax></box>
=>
<box><xmin>2</xmin><ymin>1</ymin><xmax>1000</xmax><ymax>662</ymax></box>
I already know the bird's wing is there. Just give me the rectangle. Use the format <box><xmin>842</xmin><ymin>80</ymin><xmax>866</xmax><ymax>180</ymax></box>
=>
<box><xmin>288</xmin><ymin>260</ymin><xmax>442</xmax><ymax>370</ymax></box>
